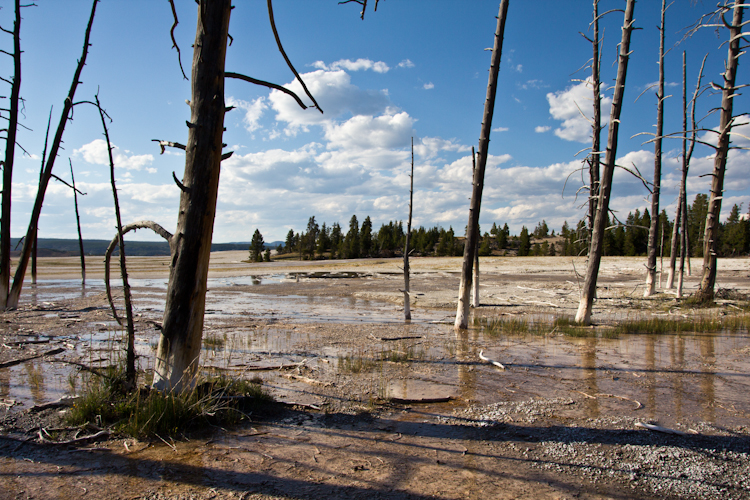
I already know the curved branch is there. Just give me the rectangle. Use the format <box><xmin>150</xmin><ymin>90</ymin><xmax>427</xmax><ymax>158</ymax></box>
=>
<box><xmin>267</xmin><ymin>0</ymin><xmax>323</xmax><ymax>113</ymax></box>
<box><xmin>105</xmin><ymin>221</ymin><xmax>172</xmax><ymax>324</ymax></box>
<box><xmin>225</xmin><ymin>72</ymin><xmax>308</xmax><ymax>110</ymax></box>
<box><xmin>167</xmin><ymin>0</ymin><xmax>188</xmax><ymax>80</ymax></box>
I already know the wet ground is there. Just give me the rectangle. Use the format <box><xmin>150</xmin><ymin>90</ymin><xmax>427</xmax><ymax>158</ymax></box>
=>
<box><xmin>0</xmin><ymin>254</ymin><xmax>749</xmax><ymax>499</ymax></box>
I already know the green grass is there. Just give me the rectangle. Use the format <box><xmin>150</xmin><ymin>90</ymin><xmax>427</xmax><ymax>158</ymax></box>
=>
<box><xmin>68</xmin><ymin>368</ymin><xmax>273</xmax><ymax>439</ymax></box>
<box><xmin>337</xmin><ymin>353</ymin><xmax>379</xmax><ymax>373</ymax></box>
<box><xmin>475</xmin><ymin>313</ymin><xmax>747</xmax><ymax>339</ymax></box>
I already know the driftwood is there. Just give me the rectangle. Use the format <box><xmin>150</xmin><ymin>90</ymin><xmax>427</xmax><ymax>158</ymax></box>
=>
<box><xmin>0</xmin><ymin>347</ymin><xmax>64</xmax><ymax>369</ymax></box>
<box><xmin>283</xmin><ymin>374</ymin><xmax>332</xmax><ymax>387</ymax></box>
<box><xmin>635</xmin><ymin>422</ymin><xmax>693</xmax><ymax>436</ymax></box>
<box><xmin>29</xmin><ymin>396</ymin><xmax>80</xmax><ymax>412</ymax></box>
<box><xmin>478</xmin><ymin>350</ymin><xmax>505</xmax><ymax>370</ymax></box>
<box><xmin>370</xmin><ymin>334</ymin><xmax>423</xmax><ymax>342</ymax></box>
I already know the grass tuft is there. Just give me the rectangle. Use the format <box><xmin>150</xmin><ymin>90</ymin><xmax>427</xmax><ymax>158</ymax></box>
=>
<box><xmin>67</xmin><ymin>368</ymin><xmax>272</xmax><ymax>439</ymax></box>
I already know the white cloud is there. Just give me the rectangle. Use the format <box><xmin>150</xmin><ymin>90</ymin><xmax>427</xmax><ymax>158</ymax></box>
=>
<box><xmin>74</xmin><ymin>139</ymin><xmax>154</xmax><ymax>171</ymax></box>
<box><xmin>268</xmin><ymin>69</ymin><xmax>390</xmax><ymax>134</ymax></box>
<box><xmin>535</xmin><ymin>125</ymin><xmax>551</xmax><ymax>133</ymax></box>
<box><xmin>493</xmin><ymin>126</ymin><xmax>509</xmax><ymax>132</ymax></box>
<box><xmin>312</xmin><ymin>58</ymin><xmax>390</xmax><ymax>73</ymax></box>
<box><xmin>515</xmin><ymin>64</ymin><xmax>523</xmax><ymax>73</ymax></box>
<box><xmin>398</xmin><ymin>59</ymin><xmax>415</xmax><ymax>68</ymax></box>
<box><xmin>227</xmin><ymin>96</ymin><xmax>267</xmax><ymax>133</ymax></box>
<box><xmin>423</xmin><ymin>82</ymin><xmax>434</xmax><ymax>90</ymax></box>
<box><xmin>324</xmin><ymin>111</ymin><xmax>414</xmax><ymax>151</ymax></box>
<box><xmin>546</xmin><ymin>79</ymin><xmax>612</xmax><ymax>143</ymax></box>
<box><xmin>414</xmin><ymin>137</ymin><xmax>471</xmax><ymax>159</ymax></box>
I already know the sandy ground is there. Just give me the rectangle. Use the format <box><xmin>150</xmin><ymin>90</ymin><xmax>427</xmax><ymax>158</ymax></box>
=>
<box><xmin>0</xmin><ymin>253</ymin><xmax>749</xmax><ymax>499</ymax></box>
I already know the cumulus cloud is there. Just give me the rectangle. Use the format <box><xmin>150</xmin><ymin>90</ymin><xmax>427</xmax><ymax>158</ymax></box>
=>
<box><xmin>74</xmin><ymin>139</ymin><xmax>154</xmax><ymax>172</ymax></box>
<box><xmin>493</xmin><ymin>126</ymin><xmax>509</xmax><ymax>132</ymax></box>
<box><xmin>269</xmin><ymin>69</ymin><xmax>390</xmax><ymax>134</ymax></box>
<box><xmin>413</xmin><ymin>137</ymin><xmax>471</xmax><ymax>159</ymax></box>
<box><xmin>535</xmin><ymin>125</ymin><xmax>551</xmax><ymax>133</ymax></box>
<box><xmin>398</xmin><ymin>59</ymin><xmax>415</xmax><ymax>68</ymax></box>
<box><xmin>227</xmin><ymin>96</ymin><xmax>267</xmax><ymax>133</ymax></box>
<box><xmin>312</xmin><ymin>58</ymin><xmax>390</xmax><ymax>73</ymax></box>
<box><xmin>546</xmin><ymin>79</ymin><xmax>612</xmax><ymax>143</ymax></box>
<box><xmin>423</xmin><ymin>82</ymin><xmax>434</xmax><ymax>90</ymax></box>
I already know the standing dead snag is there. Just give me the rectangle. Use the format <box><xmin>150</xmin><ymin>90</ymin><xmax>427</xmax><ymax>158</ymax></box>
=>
<box><xmin>575</xmin><ymin>0</ymin><xmax>636</xmax><ymax>325</ymax></box>
<box><xmin>695</xmin><ymin>0</ymin><xmax>745</xmax><ymax>303</ymax></box>
<box><xmin>153</xmin><ymin>1</ymin><xmax>232</xmax><ymax>391</ymax></box>
<box><xmin>69</xmin><ymin>160</ymin><xmax>86</xmax><ymax>284</ymax></box>
<box><xmin>644</xmin><ymin>0</ymin><xmax>667</xmax><ymax>297</ymax></box>
<box><xmin>6</xmin><ymin>0</ymin><xmax>99</xmax><ymax>310</ymax></box>
<box><xmin>403</xmin><ymin>138</ymin><xmax>414</xmax><ymax>321</ymax></box>
<box><xmin>153</xmin><ymin>0</ymin><xmax>319</xmax><ymax>391</ymax></box>
<box><xmin>470</xmin><ymin>148</ymin><xmax>479</xmax><ymax>309</ymax></box>
<box><xmin>455</xmin><ymin>0</ymin><xmax>509</xmax><ymax>331</ymax></box>
<box><xmin>0</xmin><ymin>0</ymin><xmax>23</xmax><ymax>307</ymax></box>
<box><xmin>95</xmin><ymin>94</ymin><xmax>136</xmax><ymax>387</ymax></box>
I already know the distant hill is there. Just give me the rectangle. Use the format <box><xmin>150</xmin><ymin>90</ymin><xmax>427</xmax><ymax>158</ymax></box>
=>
<box><xmin>9</xmin><ymin>238</ymin><xmax>259</xmax><ymax>257</ymax></box>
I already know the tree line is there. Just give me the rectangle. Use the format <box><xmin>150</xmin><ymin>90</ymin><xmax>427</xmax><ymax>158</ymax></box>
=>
<box><xmin>250</xmin><ymin>194</ymin><xmax>750</xmax><ymax>262</ymax></box>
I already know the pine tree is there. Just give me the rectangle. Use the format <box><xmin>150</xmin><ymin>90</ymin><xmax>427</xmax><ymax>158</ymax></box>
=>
<box><xmin>518</xmin><ymin>226</ymin><xmax>531</xmax><ymax>256</ymax></box>
<box><xmin>361</xmin><ymin>216</ymin><xmax>373</xmax><ymax>257</ymax></box>
<box><xmin>250</xmin><ymin>229</ymin><xmax>264</xmax><ymax>262</ymax></box>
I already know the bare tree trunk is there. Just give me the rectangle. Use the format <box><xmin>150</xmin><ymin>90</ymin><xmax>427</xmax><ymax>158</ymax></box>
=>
<box><xmin>70</xmin><ymin>160</ymin><xmax>86</xmax><ymax>285</ymax></box>
<box><xmin>96</xmin><ymin>94</ymin><xmax>136</xmax><ymax>387</ymax></box>
<box><xmin>0</xmin><ymin>0</ymin><xmax>22</xmax><ymax>306</ymax></box>
<box><xmin>589</xmin><ymin>0</ymin><xmax>601</xmax><ymax>234</ymax></box>
<box><xmin>575</xmin><ymin>0</ymin><xmax>635</xmax><ymax>325</ymax></box>
<box><xmin>403</xmin><ymin>138</ymin><xmax>414</xmax><ymax>321</ymax></box>
<box><xmin>31</xmin><ymin>231</ymin><xmax>36</xmax><ymax>285</ymax></box>
<box><xmin>471</xmin><ymin>238</ymin><xmax>479</xmax><ymax>308</ymax></box>
<box><xmin>455</xmin><ymin>0</ymin><xmax>509</xmax><ymax>330</ymax></box>
<box><xmin>645</xmin><ymin>0</ymin><xmax>666</xmax><ymax>297</ymax></box>
<box><xmin>6</xmin><ymin>0</ymin><xmax>98</xmax><ymax>309</ymax></box>
<box><xmin>695</xmin><ymin>1</ymin><xmax>743</xmax><ymax>303</ymax></box>
<box><xmin>153</xmin><ymin>0</ymin><xmax>232</xmax><ymax>391</ymax></box>
<box><xmin>677</xmin><ymin>190</ymin><xmax>689</xmax><ymax>297</ymax></box>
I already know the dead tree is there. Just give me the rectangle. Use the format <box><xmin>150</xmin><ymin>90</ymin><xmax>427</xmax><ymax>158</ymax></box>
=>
<box><xmin>455</xmin><ymin>0</ymin><xmax>509</xmax><ymax>330</ymax></box>
<box><xmin>644</xmin><ymin>0</ymin><xmax>668</xmax><ymax>297</ymax></box>
<box><xmin>470</xmin><ymin>148</ymin><xmax>479</xmax><ymax>308</ymax></box>
<box><xmin>694</xmin><ymin>1</ymin><xmax>745</xmax><ymax>303</ymax></box>
<box><xmin>403</xmin><ymin>137</ymin><xmax>414</xmax><ymax>321</ymax></box>
<box><xmin>576</xmin><ymin>0</ymin><xmax>636</xmax><ymax>325</ymax></box>
<box><xmin>667</xmin><ymin>52</ymin><xmax>706</xmax><ymax>291</ymax></box>
<box><xmin>580</xmin><ymin>0</ymin><xmax>603</xmax><ymax>234</ymax></box>
<box><xmin>6</xmin><ymin>0</ymin><xmax>98</xmax><ymax>309</ymax></box>
<box><xmin>0</xmin><ymin>0</ymin><xmax>23</xmax><ymax>306</ymax></box>
<box><xmin>95</xmin><ymin>94</ymin><xmax>136</xmax><ymax>387</ymax></box>
<box><xmin>153</xmin><ymin>0</ymin><xmax>319</xmax><ymax>391</ymax></box>
<box><xmin>69</xmin><ymin>160</ymin><xmax>86</xmax><ymax>284</ymax></box>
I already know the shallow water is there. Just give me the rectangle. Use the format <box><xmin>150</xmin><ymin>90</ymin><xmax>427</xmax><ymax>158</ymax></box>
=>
<box><xmin>4</xmin><ymin>279</ymin><xmax>750</xmax><ymax>430</ymax></box>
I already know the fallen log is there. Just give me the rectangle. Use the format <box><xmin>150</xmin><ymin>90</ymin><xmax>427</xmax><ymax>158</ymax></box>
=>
<box><xmin>0</xmin><ymin>348</ymin><xmax>64</xmax><ymax>369</ymax></box>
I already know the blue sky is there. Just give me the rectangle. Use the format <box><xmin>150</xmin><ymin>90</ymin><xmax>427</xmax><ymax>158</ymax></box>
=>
<box><xmin>2</xmin><ymin>0</ymin><xmax>748</xmax><ymax>243</ymax></box>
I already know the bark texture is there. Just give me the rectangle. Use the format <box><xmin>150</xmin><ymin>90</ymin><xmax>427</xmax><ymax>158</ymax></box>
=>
<box><xmin>153</xmin><ymin>1</ymin><xmax>232</xmax><ymax>391</ymax></box>
<box><xmin>575</xmin><ymin>0</ymin><xmax>636</xmax><ymax>324</ymax></box>
<box><xmin>645</xmin><ymin>0</ymin><xmax>666</xmax><ymax>297</ymax></box>
<box><xmin>695</xmin><ymin>1</ymin><xmax>743</xmax><ymax>303</ymax></box>
<box><xmin>455</xmin><ymin>0</ymin><xmax>509</xmax><ymax>330</ymax></box>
